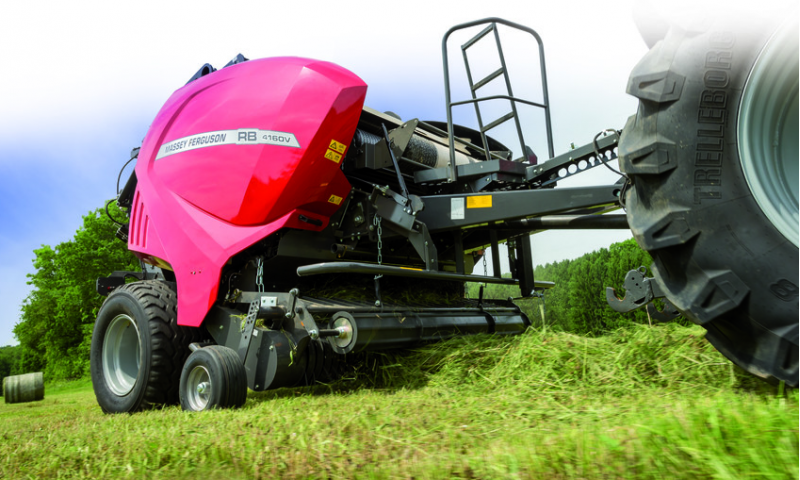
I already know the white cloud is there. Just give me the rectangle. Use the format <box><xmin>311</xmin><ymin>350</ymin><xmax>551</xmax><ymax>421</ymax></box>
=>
<box><xmin>1</xmin><ymin>0</ymin><xmax>644</xmax><ymax>133</ymax></box>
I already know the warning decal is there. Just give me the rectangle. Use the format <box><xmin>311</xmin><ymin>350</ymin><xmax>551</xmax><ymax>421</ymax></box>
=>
<box><xmin>324</xmin><ymin>149</ymin><xmax>343</xmax><ymax>164</ymax></box>
<box><xmin>328</xmin><ymin>139</ymin><xmax>347</xmax><ymax>154</ymax></box>
<box><xmin>328</xmin><ymin>195</ymin><xmax>343</xmax><ymax>205</ymax></box>
<box><xmin>466</xmin><ymin>195</ymin><xmax>492</xmax><ymax>209</ymax></box>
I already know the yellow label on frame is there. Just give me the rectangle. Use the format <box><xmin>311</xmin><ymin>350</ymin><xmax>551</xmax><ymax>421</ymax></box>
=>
<box><xmin>466</xmin><ymin>195</ymin><xmax>492</xmax><ymax>208</ymax></box>
<box><xmin>329</xmin><ymin>139</ymin><xmax>347</xmax><ymax>154</ymax></box>
<box><xmin>328</xmin><ymin>195</ymin><xmax>343</xmax><ymax>205</ymax></box>
<box><xmin>324</xmin><ymin>149</ymin><xmax>343</xmax><ymax>164</ymax></box>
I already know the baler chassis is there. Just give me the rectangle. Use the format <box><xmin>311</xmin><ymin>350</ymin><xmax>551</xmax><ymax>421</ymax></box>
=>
<box><xmin>92</xmin><ymin>13</ymin><xmax>798</xmax><ymax>413</ymax></box>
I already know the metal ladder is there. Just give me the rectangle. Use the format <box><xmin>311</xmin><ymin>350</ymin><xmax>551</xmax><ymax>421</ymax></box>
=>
<box><xmin>442</xmin><ymin>18</ymin><xmax>554</xmax><ymax>182</ymax></box>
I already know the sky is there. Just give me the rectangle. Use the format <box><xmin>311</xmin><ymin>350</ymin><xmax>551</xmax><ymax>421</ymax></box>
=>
<box><xmin>0</xmin><ymin>0</ymin><xmax>659</xmax><ymax>347</ymax></box>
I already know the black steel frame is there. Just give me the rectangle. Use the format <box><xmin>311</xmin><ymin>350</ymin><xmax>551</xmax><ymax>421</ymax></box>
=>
<box><xmin>442</xmin><ymin>18</ymin><xmax>555</xmax><ymax>182</ymax></box>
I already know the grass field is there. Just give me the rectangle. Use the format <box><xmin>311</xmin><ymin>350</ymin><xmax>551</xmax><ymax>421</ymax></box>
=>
<box><xmin>1</xmin><ymin>324</ymin><xmax>797</xmax><ymax>479</ymax></box>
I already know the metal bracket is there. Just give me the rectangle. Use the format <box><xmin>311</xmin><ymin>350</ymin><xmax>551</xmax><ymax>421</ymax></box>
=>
<box><xmin>606</xmin><ymin>267</ymin><xmax>666</xmax><ymax>313</ymax></box>
<box><xmin>646</xmin><ymin>300</ymin><xmax>681</xmax><ymax>322</ymax></box>
<box><xmin>236</xmin><ymin>299</ymin><xmax>260</xmax><ymax>362</ymax></box>
<box><xmin>293</xmin><ymin>302</ymin><xmax>321</xmax><ymax>341</ymax></box>
<box><xmin>408</xmin><ymin>221</ymin><xmax>438</xmax><ymax>271</ymax></box>
<box><xmin>381</xmin><ymin>123</ymin><xmax>412</xmax><ymax>201</ymax></box>
<box><xmin>284</xmin><ymin>288</ymin><xmax>300</xmax><ymax>319</ymax></box>
<box><xmin>370</xmin><ymin>185</ymin><xmax>438</xmax><ymax>270</ymax></box>
<box><xmin>380</xmin><ymin>119</ymin><xmax>419</xmax><ymax>161</ymax></box>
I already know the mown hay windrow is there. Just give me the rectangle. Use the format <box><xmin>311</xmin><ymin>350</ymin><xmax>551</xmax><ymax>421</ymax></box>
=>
<box><xmin>263</xmin><ymin>275</ymin><xmax>771</xmax><ymax>397</ymax></box>
<box><xmin>294</xmin><ymin>323</ymin><xmax>769</xmax><ymax>397</ymax></box>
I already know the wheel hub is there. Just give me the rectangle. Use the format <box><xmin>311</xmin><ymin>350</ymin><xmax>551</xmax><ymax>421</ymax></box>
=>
<box><xmin>185</xmin><ymin>366</ymin><xmax>211</xmax><ymax>410</ymax></box>
<box><xmin>738</xmin><ymin>17</ymin><xmax>799</xmax><ymax>247</ymax></box>
<box><xmin>102</xmin><ymin>314</ymin><xmax>141</xmax><ymax>396</ymax></box>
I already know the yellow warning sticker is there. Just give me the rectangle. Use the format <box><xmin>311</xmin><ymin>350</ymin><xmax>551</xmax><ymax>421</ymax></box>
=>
<box><xmin>400</xmin><ymin>267</ymin><xmax>423</xmax><ymax>271</ymax></box>
<box><xmin>466</xmin><ymin>195</ymin><xmax>492</xmax><ymax>208</ymax></box>
<box><xmin>324</xmin><ymin>149</ymin><xmax>343</xmax><ymax>164</ymax></box>
<box><xmin>329</xmin><ymin>139</ymin><xmax>346</xmax><ymax>154</ymax></box>
<box><xmin>328</xmin><ymin>195</ymin><xmax>343</xmax><ymax>205</ymax></box>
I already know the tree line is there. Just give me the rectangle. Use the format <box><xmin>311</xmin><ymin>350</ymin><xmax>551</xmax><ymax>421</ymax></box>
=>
<box><xmin>4</xmin><ymin>202</ymin><xmax>684</xmax><ymax>382</ymax></box>
<box><xmin>7</xmin><ymin>203</ymin><xmax>138</xmax><ymax>381</ymax></box>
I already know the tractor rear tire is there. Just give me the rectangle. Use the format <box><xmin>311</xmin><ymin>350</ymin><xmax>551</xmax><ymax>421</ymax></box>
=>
<box><xmin>619</xmin><ymin>13</ymin><xmax>798</xmax><ymax>386</ymax></box>
<box><xmin>90</xmin><ymin>280</ymin><xmax>202</xmax><ymax>413</ymax></box>
<box><xmin>179</xmin><ymin>346</ymin><xmax>247</xmax><ymax>411</ymax></box>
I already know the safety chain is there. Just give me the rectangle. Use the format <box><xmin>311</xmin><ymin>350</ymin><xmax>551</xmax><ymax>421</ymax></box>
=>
<box><xmin>373</xmin><ymin>215</ymin><xmax>383</xmax><ymax>280</ymax></box>
<box><xmin>256</xmin><ymin>257</ymin><xmax>265</xmax><ymax>293</ymax></box>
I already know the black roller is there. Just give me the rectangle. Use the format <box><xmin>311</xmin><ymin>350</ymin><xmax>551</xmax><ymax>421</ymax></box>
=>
<box><xmin>404</xmin><ymin>136</ymin><xmax>439</xmax><ymax>167</ymax></box>
<box><xmin>353</xmin><ymin>128</ymin><xmax>381</xmax><ymax>147</ymax></box>
<box><xmin>352</xmin><ymin>128</ymin><xmax>465</xmax><ymax>170</ymax></box>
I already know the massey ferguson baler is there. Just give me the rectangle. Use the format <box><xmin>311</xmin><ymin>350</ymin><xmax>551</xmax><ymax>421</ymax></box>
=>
<box><xmin>91</xmin><ymin>14</ymin><xmax>798</xmax><ymax>413</ymax></box>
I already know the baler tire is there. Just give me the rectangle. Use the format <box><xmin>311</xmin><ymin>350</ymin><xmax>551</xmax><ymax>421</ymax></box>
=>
<box><xmin>179</xmin><ymin>346</ymin><xmax>247</xmax><ymax>411</ymax></box>
<box><xmin>619</xmin><ymin>14</ymin><xmax>798</xmax><ymax>386</ymax></box>
<box><xmin>90</xmin><ymin>280</ymin><xmax>202</xmax><ymax>413</ymax></box>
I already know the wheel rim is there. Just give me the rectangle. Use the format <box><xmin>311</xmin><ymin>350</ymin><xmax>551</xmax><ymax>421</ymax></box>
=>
<box><xmin>738</xmin><ymin>17</ymin><xmax>799</xmax><ymax>247</ymax></box>
<box><xmin>102</xmin><ymin>314</ymin><xmax>141</xmax><ymax>396</ymax></box>
<box><xmin>185</xmin><ymin>365</ymin><xmax>211</xmax><ymax>411</ymax></box>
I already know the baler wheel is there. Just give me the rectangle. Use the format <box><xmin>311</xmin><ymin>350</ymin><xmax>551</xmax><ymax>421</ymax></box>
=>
<box><xmin>90</xmin><ymin>280</ymin><xmax>202</xmax><ymax>413</ymax></box>
<box><xmin>179</xmin><ymin>346</ymin><xmax>247</xmax><ymax>411</ymax></box>
<box><xmin>620</xmin><ymin>13</ymin><xmax>798</xmax><ymax>386</ymax></box>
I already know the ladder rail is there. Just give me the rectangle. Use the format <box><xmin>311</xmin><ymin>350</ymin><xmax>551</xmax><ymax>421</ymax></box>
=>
<box><xmin>442</xmin><ymin>17</ymin><xmax>554</xmax><ymax>183</ymax></box>
<box><xmin>490</xmin><ymin>24</ymin><xmax>528</xmax><ymax>164</ymax></box>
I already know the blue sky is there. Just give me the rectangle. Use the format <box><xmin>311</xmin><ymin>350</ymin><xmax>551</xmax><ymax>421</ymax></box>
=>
<box><xmin>0</xmin><ymin>0</ymin><xmax>656</xmax><ymax>346</ymax></box>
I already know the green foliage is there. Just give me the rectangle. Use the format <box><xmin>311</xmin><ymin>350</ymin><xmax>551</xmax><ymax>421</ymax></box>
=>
<box><xmin>469</xmin><ymin>237</ymin><xmax>677</xmax><ymax>335</ymax></box>
<box><xmin>0</xmin><ymin>345</ymin><xmax>22</xmax><ymax>392</ymax></box>
<box><xmin>14</xmin><ymin>203</ymin><xmax>138</xmax><ymax>380</ymax></box>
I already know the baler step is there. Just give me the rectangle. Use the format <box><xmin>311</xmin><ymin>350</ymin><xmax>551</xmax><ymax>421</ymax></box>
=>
<box><xmin>481</xmin><ymin>112</ymin><xmax>516</xmax><ymax>133</ymax></box>
<box><xmin>472</xmin><ymin>67</ymin><xmax>505</xmax><ymax>91</ymax></box>
<box><xmin>461</xmin><ymin>23</ymin><xmax>495</xmax><ymax>50</ymax></box>
<box><xmin>296</xmin><ymin>261</ymin><xmax>555</xmax><ymax>290</ymax></box>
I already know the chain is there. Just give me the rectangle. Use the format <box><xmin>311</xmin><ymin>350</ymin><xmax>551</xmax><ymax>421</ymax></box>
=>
<box><xmin>256</xmin><ymin>257</ymin><xmax>265</xmax><ymax>293</ymax></box>
<box><xmin>374</xmin><ymin>215</ymin><xmax>383</xmax><ymax>280</ymax></box>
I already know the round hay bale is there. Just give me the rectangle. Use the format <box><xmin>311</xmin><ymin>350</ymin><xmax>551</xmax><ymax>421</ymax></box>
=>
<box><xmin>3</xmin><ymin>372</ymin><xmax>44</xmax><ymax>404</ymax></box>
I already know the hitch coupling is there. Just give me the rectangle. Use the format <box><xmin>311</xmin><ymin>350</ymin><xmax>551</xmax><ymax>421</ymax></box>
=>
<box><xmin>606</xmin><ymin>267</ymin><xmax>680</xmax><ymax>322</ymax></box>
